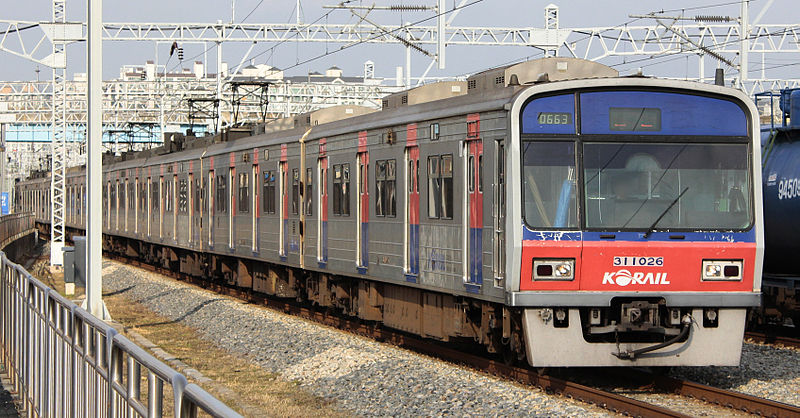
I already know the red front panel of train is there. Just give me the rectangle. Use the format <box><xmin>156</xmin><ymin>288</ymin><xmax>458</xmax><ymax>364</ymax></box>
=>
<box><xmin>519</xmin><ymin>238</ymin><xmax>757</xmax><ymax>292</ymax></box>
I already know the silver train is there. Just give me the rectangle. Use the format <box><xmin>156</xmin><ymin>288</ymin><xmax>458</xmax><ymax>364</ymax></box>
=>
<box><xmin>17</xmin><ymin>58</ymin><xmax>764</xmax><ymax>367</ymax></box>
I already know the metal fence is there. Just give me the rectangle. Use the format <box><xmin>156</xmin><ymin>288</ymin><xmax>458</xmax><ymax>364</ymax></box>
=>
<box><xmin>0</xmin><ymin>213</ymin><xmax>241</xmax><ymax>417</ymax></box>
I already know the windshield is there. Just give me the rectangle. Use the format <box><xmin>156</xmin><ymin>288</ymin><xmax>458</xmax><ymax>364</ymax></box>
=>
<box><xmin>583</xmin><ymin>142</ymin><xmax>751</xmax><ymax>231</ymax></box>
<box><xmin>522</xmin><ymin>141</ymin><xmax>578</xmax><ymax>229</ymax></box>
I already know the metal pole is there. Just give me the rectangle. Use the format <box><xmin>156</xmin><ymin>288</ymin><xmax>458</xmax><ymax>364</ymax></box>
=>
<box><xmin>437</xmin><ymin>0</ymin><xmax>445</xmax><ymax>69</ymax></box>
<box><xmin>87</xmin><ymin>0</ymin><xmax>106</xmax><ymax>319</ymax></box>
<box><xmin>405</xmin><ymin>24</ymin><xmax>411</xmax><ymax>88</ymax></box>
<box><xmin>740</xmin><ymin>0</ymin><xmax>749</xmax><ymax>88</ymax></box>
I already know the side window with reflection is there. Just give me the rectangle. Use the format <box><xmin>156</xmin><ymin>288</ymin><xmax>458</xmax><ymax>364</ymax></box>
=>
<box><xmin>427</xmin><ymin>154</ymin><xmax>453</xmax><ymax>219</ymax></box>
<box><xmin>291</xmin><ymin>168</ymin><xmax>299</xmax><ymax>215</ymax></box>
<box><xmin>332</xmin><ymin>164</ymin><xmax>350</xmax><ymax>216</ymax></box>
<box><xmin>375</xmin><ymin>159</ymin><xmax>396</xmax><ymax>217</ymax></box>
<box><xmin>216</xmin><ymin>175</ymin><xmax>227</xmax><ymax>213</ymax></box>
<box><xmin>239</xmin><ymin>173</ymin><xmax>249</xmax><ymax>213</ymax></box>
<box><xmin>263</xmin><ymin>171</ymin><xmax>276</xmax><ymax>214</ymax></box>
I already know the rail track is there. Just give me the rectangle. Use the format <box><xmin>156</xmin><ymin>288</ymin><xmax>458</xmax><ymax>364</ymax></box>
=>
<box><xmin>744</xmin><ymin>331</ymin><xmax>800</xmax><ymax>349</ymax></box>
<box><xmin>105</xmin><ymin>252</ymin><xmax>800</xmax><ymax>418</ymax></box>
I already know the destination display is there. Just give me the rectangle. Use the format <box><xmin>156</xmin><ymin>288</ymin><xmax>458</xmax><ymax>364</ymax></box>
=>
<box><xmin>609</xmin><ymin>107</ymin><xmax>661</xmax><ymax>131</ymax></box>
<box><xmin>537</xmin><ymin>112</ymin><xmax>572</xmax><ymax>125</ymax></box>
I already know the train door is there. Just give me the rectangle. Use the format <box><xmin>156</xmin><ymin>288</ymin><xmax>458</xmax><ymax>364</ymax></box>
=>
<box><xmin>356</xmin><ymin>150</ymin><xmax>369</xmax><ymax>272</ymax></box>
<box><xmin>173</xmin><ymin>174</ymin><xmax>178</xmax><ymax>242</ymax></box>
<box><xmin>463</xmin><ymin>115</ymin><xmax>483</xmax><ymax>290</ymax></box>
<box><xmin>159</xmin><ymin>176</ymin><xmax>164</xmax><ymax>239</ymax></box>
<box><xmin>134</xmin><ymin>177</ymin><xmax>139</xmax><ymax>234</ymax></box>
<box><xmin>188</xmin><ymin>172</ymin><xmax>194</xmax><ymax>244</ymax></box>
<box><xmin>115</xmin><ymin>179</ymin><xmax>120</xmax><ymax>231</ymax></box>
<box><xmin>229</xmin><ymin>167</ymin><xmax>235</xmax><ymax>250</ymax></box>
<box><xmin>124</xmin><ymin>179</ymin><xmax>129</xmax><ymax>232</ymax></box>
<box><xmin>208</xmin><ymin>170</ymin><xmax>214</xmax><ymax>247</ymax></box>
<box><xmin>317</xmin><ymin>156</ymin><xmax>328</xmax><ymax>267</ymax></box>
<box><xmin>197</xmin><ymin>173</ymin><xmax>204</xmax><ymax>247</ymax></box>
<box><xmin>193</xmin><ymin>174</ymin><xmax>202</xmax><ymax>246</ymax></box>
<box><xmin>493</xmin><ymin>139</ymin><xmax>506</xmax><ymax>287</ymax></box>
<box><xmin>146</xmin><ymin>177</ymin><xmax>152</xmax><ymax>237</ymax></box>
<box><xmin>404</xmin><ymin>145</ymin><xmax>420</xmax><ymax>280</ymax></box>
<box><xmin>252</xmin><ymin>164</ymin><xmax>258</xmax><ymax>253</ymax></box>
<box><xmin>279</xmin><ymin>161</ymin><xmax>288</xmax><ymax>258</ymax></box>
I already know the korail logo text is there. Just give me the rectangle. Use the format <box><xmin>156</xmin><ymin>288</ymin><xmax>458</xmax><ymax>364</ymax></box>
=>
<box><xmin>602</xmin><ymin>269</ymin><xmax>670</xmax><ymax>286</ymax></box>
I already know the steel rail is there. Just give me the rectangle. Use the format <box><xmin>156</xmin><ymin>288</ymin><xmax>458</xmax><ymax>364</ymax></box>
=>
<box><xmin>744</xmin><ymin>331</ymin><xmax>800</xmax><ymax>349</ymax></box>
<box><xmin>646</xmin><ymin>372</ymin><xmax>800</xmax><ymax>418</ymax></box>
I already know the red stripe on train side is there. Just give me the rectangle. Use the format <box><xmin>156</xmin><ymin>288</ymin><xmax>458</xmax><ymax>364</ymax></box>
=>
<box><xmin>358</xmin><ymin>131</ymin><xmax>368</xmax><ymax>153</ymax></box>
<box><xmin>320</xmin><ymin>157</ymin><xmax>328</xmax><ymax>223</ymax></box>
<box><xmin>406</xmin><ymin>123</ymin><xmax>417</xmax><ymax>148</ymax></box>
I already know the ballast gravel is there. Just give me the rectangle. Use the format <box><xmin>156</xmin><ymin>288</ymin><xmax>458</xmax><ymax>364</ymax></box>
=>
<box><xmin>101</xmin><ymin>260</ymin><xmax>610</xmax><ymax>417</ymax></box>
<box><xmin>669</xmin><ymin>341</ymin><xmax>800</xmax><ymax>407</ymax></box>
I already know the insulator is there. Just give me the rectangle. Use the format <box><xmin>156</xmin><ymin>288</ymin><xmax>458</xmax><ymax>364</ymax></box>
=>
<box><xmin>694</xmin><ymin>15</ymin><xmax>732</xmax><ymax>22</ymax></box>
<box><xmin>390</xmin><ymin>5</ymin><xmax>428</xmax><ymax>11</ymax></box>
<box><xmin>178</xmin><ymin>47</ymin><xmax>184</xmax><ymax>61</ymax></box>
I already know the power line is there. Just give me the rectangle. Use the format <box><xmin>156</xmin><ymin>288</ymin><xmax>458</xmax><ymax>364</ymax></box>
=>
<box><xmin>241</xmin><ymin>0</ymin><xmax>266</xmax><ymax>23</ymax></box>
<box><xmin>277</xmin><ymin>0</ymin><xmax>487</xmax><ymax>73</ymax></box>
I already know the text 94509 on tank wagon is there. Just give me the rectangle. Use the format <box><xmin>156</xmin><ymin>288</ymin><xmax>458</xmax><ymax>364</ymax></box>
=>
<box><xmin>16</xmin><ymin>57</ymin><xmax>762</xmax><ymax>367</ymax></box>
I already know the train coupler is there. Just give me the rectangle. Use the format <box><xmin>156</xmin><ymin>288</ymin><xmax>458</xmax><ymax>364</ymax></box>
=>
<box><xmin>612</xmin><ymin>314</ymin><xmax>693</xmax><ymax>360</ymax></box>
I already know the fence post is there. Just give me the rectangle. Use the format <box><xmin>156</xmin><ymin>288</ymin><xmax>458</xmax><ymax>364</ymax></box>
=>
<box><xmin>171</xmin><ymin>374</ymin><xmax>188</xmax><ymax>418</ymax></box>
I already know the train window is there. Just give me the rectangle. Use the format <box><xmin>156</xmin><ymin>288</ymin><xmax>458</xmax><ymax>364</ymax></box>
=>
<box><xmin>289</xmin><ymin>168</ymin><xmax>298</xmax><ymax>214</ymax></box>
<box><xmin>139</xmin><ymin>181</ymin><xmax>145</xmax><ymax>211</ymax></box>
<box><xmin>522</xmin><ymin>141</ymin><xmax>577</xmax><ymax>229</ymax></box>
<box><xmin>129</xmin><ymin>180</ymin><xmax>135</xmax><ymax>209</ymax></box>
<box><xmin>165</xmin><ymin>177</ymin><xmax>173</xmax><ymax>213</ymax></box>
<box><xmin>306</xmin><ymin>168</ymin><xmax>313</xmax><ymax>216</ymax></box>
<box><xmin>415</xmin><ymin>159</ymin><xmax>419</xmax><ymax>193</ymax></box>
<box><xmin>376</xmin><ymin>160</ymin><xmax>385</xmax><ymax>216</ymax></box>
<box><xmin>195</xmin><ymin>178</ymin><xmax>201</xmax><ymax>214</ymax></box>
<box><xmin>332</xmin><ymin>164</ymin><xmax>350</xmax><ymax>216</ymax></box>
<box><xmin>263</xmin><ymin>171</ymin><xmax>276</xmax><ymax>214</ymax></box>
<box><xmin>216</xmin><ymin>175</ymin><xmax>227</xmax><ymax>213</ymax></box>
<box><xmin>375</xmin><ymin>159</ymin><xmax>396</xmax><ymax>217</ymax></box>
<box><xmin>119</xmin><ymin>181</ymin><xmax>126</xmax><ymax>209</ymax></box>
<box><xmin>468</xmin><ymin>155</ymin><xmax>475</xmax><ymax>192</ymax></box>
<box><xmin>441</xmin><ymin>155</ymin><xmax>453</xmax><ymax>219</ymax></box>
<box><xmin>239</xmin><ymin>173</ymin><xmax>249</xmax><ymax>213</ymax></box>
<box><xmin>478</xmin><ymin>155</ymin><xmax>483</xmax><ymax>193</ymax></box>
<box><xmin>407</xmin><ymin>160</ymin><xmax>413</xmax><ymax>193</ymax></box>
<box><xmin>151</xmin><ymin>180</ymin><xmax>159</xmax><ymax>211</ymax></box>
<box><xmin>428</xmin><ymin>157</ymin><xmax>440</xmax><ymax>218</ymax></box>
<box><xmin>583</xmin><ymin>142</ymin><xmax>751</xmax><ymax>230</ymax></box>
<box><xmin>430</xmin><ymin>123</ymin><xmax>440</xmax><ymax>140</ymax></box>
<box><xmin>333</xmin><ymin>165</ymin><xmax>342</xmax><ymax>215</ymax></box>
<box><xmin>427</xmin><ymin>155</ymin><xmax>453</xmax><ymax>219</ymax></box>
<box><xmin>342</xmin><ymin>164</ymin><xmax>350</xmax><ymax>216</ymax></box>
<box><xmin>179</xmin><ymin>179</ymin><xmax>188</xmax><ymax>213</ymax></box>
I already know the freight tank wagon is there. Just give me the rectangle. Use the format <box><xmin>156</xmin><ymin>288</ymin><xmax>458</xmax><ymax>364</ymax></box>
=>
<box><xmin>17</xmin><ymin>58</ymin><xmax>763</xmax><ymax>367</ymax></box>
<box><xmin>758</xmin><ymin>88</ymin><xmax>800</xmax><ymax>327</ymax></box>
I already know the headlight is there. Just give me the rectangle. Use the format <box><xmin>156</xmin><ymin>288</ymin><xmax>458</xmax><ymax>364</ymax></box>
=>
<box><xmin>701</xmin><ymin>260</ymin><xmax>743</xmax><ymax>281</ymax></box>
<box><xmin>533</xmin><ymin>259</ymin><xmax>575</xmax><ymax>281</ymax></box>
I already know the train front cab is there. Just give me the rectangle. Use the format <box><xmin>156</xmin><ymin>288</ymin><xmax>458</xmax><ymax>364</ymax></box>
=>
<box><xmin>507</xmin><ymin>79</ymin><xmax>764</xmax><ymax>367</ymax></box>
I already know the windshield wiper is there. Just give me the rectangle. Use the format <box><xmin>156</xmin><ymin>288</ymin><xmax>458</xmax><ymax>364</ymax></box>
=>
<box><xmin>643</xmin><ymin>186</ymin><xmax>689</xmax><ymax>239</ymax></box>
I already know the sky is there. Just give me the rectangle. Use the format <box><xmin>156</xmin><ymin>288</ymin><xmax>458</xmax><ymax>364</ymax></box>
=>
<box><xmin>1</xmin><ymin>0</ymin><xmax>799</xmax><ymax>83</ymax></box>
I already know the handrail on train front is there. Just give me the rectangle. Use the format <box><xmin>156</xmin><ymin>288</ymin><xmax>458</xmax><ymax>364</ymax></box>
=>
<box><xmin>0</xmin><ymin>212</ymin><xmax>241</xmax><ymax>417</ymax></box>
